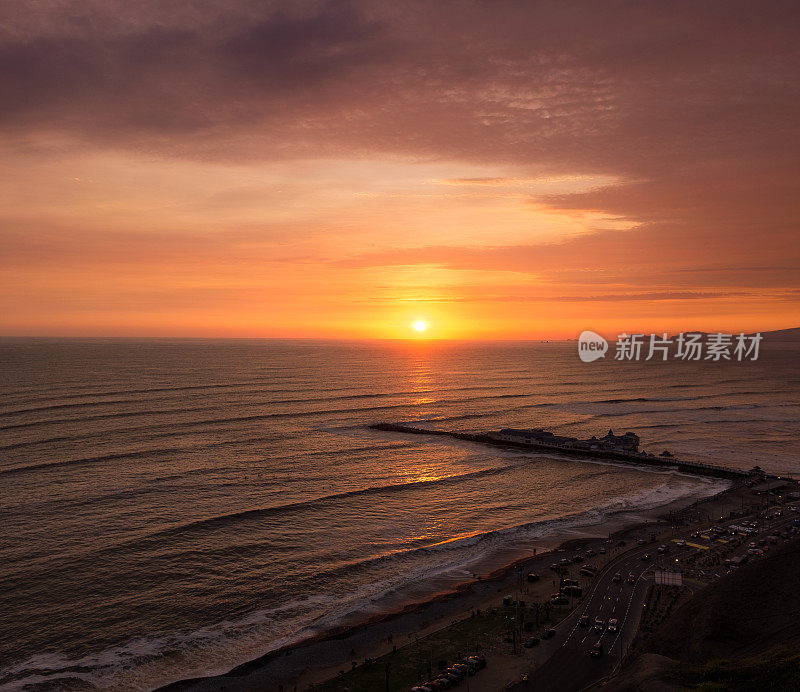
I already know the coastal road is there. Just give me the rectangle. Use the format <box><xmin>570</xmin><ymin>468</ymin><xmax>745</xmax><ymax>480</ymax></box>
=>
<box><xmin>512</xmin><ymin>506</ymin><xmax>800</xmax><ymax>691</ymax></box>
<box><xmin>515</xmin><ymin>544</ymin><xmax>657</xmax><ymax>691</ymax></box>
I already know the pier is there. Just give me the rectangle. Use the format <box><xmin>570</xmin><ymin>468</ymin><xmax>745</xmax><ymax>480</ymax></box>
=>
<box><xmin>369</xmin><ymin>423</ymin><xmax>760</xmax><ymax>481</ymax></box>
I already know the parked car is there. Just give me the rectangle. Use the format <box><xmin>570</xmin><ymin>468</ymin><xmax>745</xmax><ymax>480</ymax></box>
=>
<box><xmin>572</xmin><ymin>554</ymin><xmax>584</xmax><ymax>563</ymax></box>
<box><xmin>589</xmin><ymin>642</ymin><xmax>603</xmax><ymax>657</ymax></box>
<box><xmin>541</xmin><ymin>628</ymin><xmax>557</xmax><ymax>639</ymax></box>
<box><xmin>527</xmin><ymin>572</ymin><xmax>540</xmax><ymax>582</ymax></box>
<box><xmin>524</xmin><ymin>636</ymin><xmax>540</xmax><ymax>648</ymax></box>
<box><xmin>612</xmin><ymin>572</ymin><xmax>622</xmax><ymax>582</ymax></box>
<box><xmin>657</xmin><ymin>544</ymin><xmax>668</xmax><ymax>554</ymax></box>
<box><xmin>676</xmin><ymin>539</ymin><xmax>686</xmax><ymax>547</ymax></box>
<box><xmin>626</xmin><ymin>573</ymin><xmax>636</xmax><ymax>583</ymax></box>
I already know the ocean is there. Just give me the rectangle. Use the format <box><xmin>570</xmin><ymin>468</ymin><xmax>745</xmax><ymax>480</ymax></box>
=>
<box><xmin>1</xmin><ymin>338</ymin><xmax>799</xmax><ymax>690</ymax></box>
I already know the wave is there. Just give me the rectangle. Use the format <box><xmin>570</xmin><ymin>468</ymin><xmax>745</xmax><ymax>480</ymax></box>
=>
<box><xmin>0</xmin><ymin>475</ymin><xmax>728</xmax><ymax>692</ymax></box>
<box><xmin>0</xmin><ymin>388</ymin><xmax>522</xmax><ymax>419</ymax></box>
<box><xmin>0</xmin><ymin>448</ymin><xmax>184</xmax><ymax>478</ymax></box>
<box><xmin>584</xmin><ymin>401</ymin><xmax>799</xmax><ymax>419</ymax></box>
<box><xmin>109</xmin><ymin>463</ymin><xmax>536</xmax><ymax>547</ymax></box>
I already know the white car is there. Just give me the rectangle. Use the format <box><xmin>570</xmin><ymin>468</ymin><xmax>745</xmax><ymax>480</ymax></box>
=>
<box><xmin>676</xmin><ymin>539</ymin><xmax>686</xmax><ymax>547</ymax></box>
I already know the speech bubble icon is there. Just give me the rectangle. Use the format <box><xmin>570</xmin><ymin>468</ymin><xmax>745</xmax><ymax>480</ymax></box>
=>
<box><xmin>578</xmin><ymin>330</ymin><xmax>608</xmax><ymax>362</ymax></box>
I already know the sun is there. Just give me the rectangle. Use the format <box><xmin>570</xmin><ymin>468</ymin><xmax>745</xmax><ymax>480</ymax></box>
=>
<box><xmin>413</xmin><ymin>320</ymin><xmax>428</xmax><ymax>333</ymax></box>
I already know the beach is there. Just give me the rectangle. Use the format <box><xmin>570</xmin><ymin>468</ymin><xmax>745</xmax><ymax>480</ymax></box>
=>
<box><xmin>161</xmin><ymin>480</ymin><xmax>767</xmax><ymax>692</ymax></box>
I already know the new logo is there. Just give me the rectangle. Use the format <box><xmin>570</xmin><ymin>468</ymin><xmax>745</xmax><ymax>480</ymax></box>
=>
<box><xmin>578</xmin><ymin>330</ymin><xmax>608</xmax><ymax>362</ymax></box>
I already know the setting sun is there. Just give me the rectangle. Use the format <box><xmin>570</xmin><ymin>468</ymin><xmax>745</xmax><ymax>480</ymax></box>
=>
<box><xmin>413</xmin><ymin>320</ymin><xmax>428</xmax><ymax>333</ymax></box>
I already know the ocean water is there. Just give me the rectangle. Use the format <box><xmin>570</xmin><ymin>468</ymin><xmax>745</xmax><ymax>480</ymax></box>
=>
<box><xmin>1</xmin><ymin>338</ymin><xmax>799</xmax><ymax>690</ymax></box>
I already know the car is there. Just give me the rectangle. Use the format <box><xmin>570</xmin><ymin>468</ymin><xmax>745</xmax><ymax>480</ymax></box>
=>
<box><xmin>471</xmin><ymin>655</ymin><xmax>486</xmax><ymax>669</ymax></box>
<box><xmin>613</xmin><ymin>572</ymin><xmax>622</xmax><ymax>582</ymax></box>
<box><xmin>562</xmin><ymin>578</ymin><xmax>579</xmax><ymax>587</ymax></box>
<box><xmin>599</xmin><ymin>547</ymin><xmax>607</xmax><ymax>554</ymax></box>
<box><xmin>551</xmin><ymin>594</ymin><xmax>569</xmax><ymax>605</ymax></box>
<box><xmin>589</xmin><ymin>642</ymin><xmax>603</xmax><ymax>657</ymax></box>
<box><xmin>608</xmin><ymin>618</ymin><xmax>618</xmax><ymax>632</ymax></box>
<box><xmin>524</xmin><ymin>636</ymin><xmax>540</xmax><ymax>648</ymax></box>
<box><xmin>637</xmin><ymin>539</ymin><xmax>646</xmax><ymax>546</ymax></box>
<box><xmin>550</xmin><ymin>563</ymin><xmax>561</xmax><ymax>571</ymax></box>
<box><xmin>748</xmin><ymin>542</ymin><xmax>757</xmax><ymax>549</ymax></box>
<box><xmin>562</xmin><ymin>585</ymin><xmax>583</xmax><ymax>597</ymax></box>
<box><xmin>459</xmin><ymin>660</ymin><xmax>477</xmax><ymax>676</ymax></box>
<box><xmin>422</xmin><ymin>682</ymin><xmax>445</xmax><ymax>691</ymax></box>
<box><xmin>572</xmin><ymin>554</ymin><xmax>584</xmax><ymax>563</ymax></box>
<box><xmin>444</xmin><ymin>668</ymin><xmax>464</xmax><ymax>681</ymax></box>
<box><xmin>657</xmin><ymin>544</ymin><xmax>668</xmax><ymax>554</ymax></box>
<box><xmin>676</xmin><ymin>539</ymin><xmax>686</xmax><ymax>547</ymax></box>
<box><xmin>541</xmin><ymin>628</ymin><xmax>556</xmax><ymax>639</ymax></box>
<box><xmin>640</xmin><ymin>553</ymin><xmax>651</xmax><ymax>561</ymax></box>
<box><xmin>626</xmin><ymin>573</ymin><xmax>636</xmax><ymax>583</ymax></box>
<box><xmin>769</xmin><ymin>536</ymin><xmax>778</xmax><ymax>544</ymax></box>
<box><xmin>586</xmin><ymin>548</ymin><xmax>596</xmax><ymax>557</ymax></box>
<box><xmin>594</xmin><ymin>618</ymin><xmax>604</xmax><ymax>631</ymax></box>
<box><xmin>617</xmin><ymin>539</ymin><xmax>626</xmax><ymax>547</ymax></box>
<box><xmin>579</xmin><ymin>615</ymin><xmax>589</xmax><ymax>627</ymax></box>
<box><xmin>579</xmin><ymin>567</ymin><xmax>597</xmax><ymax>577</ymax></box>
<box><xmin>559</xmin><ymin>557</ymin><xmax>572</xmax><ymax>567</ymax></box>
<box><xmin>584</xmin><ymin>564</ymin><xmax>599</xmax><ymax>572</ymax></box>
<box><xmin>527</xmin><ymin>572</ymin><xmax>540</xmax><ymax>582</ymax></box>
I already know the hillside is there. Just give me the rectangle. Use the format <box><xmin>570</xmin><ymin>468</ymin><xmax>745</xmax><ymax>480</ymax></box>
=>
<box><xmin>762</xmin><ymin>327</ymin><xmax>800</xmax><ymax>342</ymax></box>
<box><xmin>606</xmin><ymin>539</ymin><xmax>800</xmax><ymax>691</ymax></box>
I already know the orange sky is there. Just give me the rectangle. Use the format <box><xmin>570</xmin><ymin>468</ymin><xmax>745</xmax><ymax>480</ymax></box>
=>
<box><xmin>1</xmin><ymin>1</ymin><xmax>798</xmax><ymax>339</ymax></box>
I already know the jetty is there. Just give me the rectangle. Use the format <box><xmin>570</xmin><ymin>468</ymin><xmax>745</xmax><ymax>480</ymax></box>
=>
<box><xmin>369</xmin><ymin>423</ymin><xmax>765</xmax><ymax>481</ymax></box>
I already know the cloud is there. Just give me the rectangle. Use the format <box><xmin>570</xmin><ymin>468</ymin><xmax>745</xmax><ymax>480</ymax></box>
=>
<box><xmin>1</xmin><ymin>0</ymin><xmax>799</xmax><ymax>335</ymax></box>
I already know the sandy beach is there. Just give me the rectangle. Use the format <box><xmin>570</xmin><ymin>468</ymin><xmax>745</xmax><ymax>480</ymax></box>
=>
<box><xmin>158</xmin><ymin>480</ymin><xmax>772</xmax><ymax>692</ymax></box>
